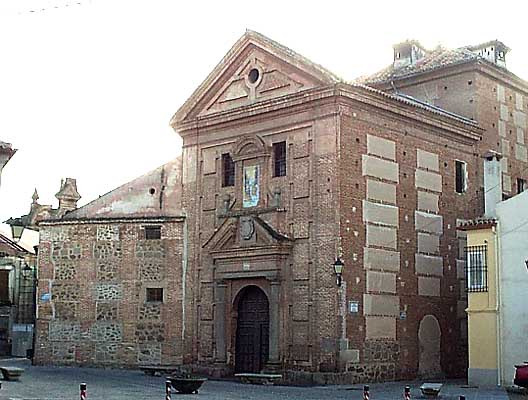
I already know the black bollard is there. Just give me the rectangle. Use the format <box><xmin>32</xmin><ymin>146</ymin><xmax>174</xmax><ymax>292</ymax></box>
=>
<box><xmin>165</xmin><ymin>379</ymin><xmax>172</xmax><ymax>400</ymax></box>
<box><xmin>404</xmin><ymin>385</ymin><xmax>411</xmax><ymax>400</ymax></box>
<box><xmin>363</xmin><ymin>385</ymin><xmax>370</xmax><ymax>400</ymax></box>
<box><xmin>460</xmin><ymin>396</ymin><xmax>466</xmax><ymax>400</ymax></box>
<box><xmin>80</xmin><ymin>383</ymin><xmax>87</xmax><ymax>400</ymax></box>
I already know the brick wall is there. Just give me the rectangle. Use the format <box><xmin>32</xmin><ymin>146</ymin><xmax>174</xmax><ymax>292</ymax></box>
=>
<box><xmin>339</xmin><ymin>101</ymin><xmax>479</xmax><ymax>379</ymax></box>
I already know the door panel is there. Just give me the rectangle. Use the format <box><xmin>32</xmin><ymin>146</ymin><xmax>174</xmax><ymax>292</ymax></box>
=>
<box><xmin>235</xmin><ymin>286</ymin><xmax>269</xmax><ymax>373</ymax></box>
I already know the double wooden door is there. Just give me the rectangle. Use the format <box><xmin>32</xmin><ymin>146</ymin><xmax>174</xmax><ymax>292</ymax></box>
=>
<box><xmin>235</xmin><ymin>286</ymin><xmax>269</xmax><ymax>373</ymax></box>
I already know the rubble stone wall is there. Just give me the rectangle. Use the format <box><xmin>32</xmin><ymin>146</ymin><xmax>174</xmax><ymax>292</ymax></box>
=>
<box><xmin>35</xmin><ymin>220</ymin><xmax>185</xmax><ymax>367</ymax></box>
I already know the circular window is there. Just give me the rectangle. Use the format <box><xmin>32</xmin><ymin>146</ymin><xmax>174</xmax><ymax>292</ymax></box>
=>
<box><xmin>248</xmin><ymin>68</ymin><xmax>260</xmax><ymax>84</ymax></box>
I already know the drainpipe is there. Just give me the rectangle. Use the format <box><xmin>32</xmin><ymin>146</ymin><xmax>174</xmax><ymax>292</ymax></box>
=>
<box><xmin>182</xmin><ymin>216</ymin><xmax>188</xmax><ymax>343</ymax></box>
<box><xmin>494</xmin><ymin>224</ymin><xmax>502</xmax><ymax>386</ymax></box>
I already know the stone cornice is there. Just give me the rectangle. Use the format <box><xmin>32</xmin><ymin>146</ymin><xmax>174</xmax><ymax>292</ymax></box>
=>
<box><xmin>175</xmin><ymin>84</ymin><xmax>482</xmax><ymax>146</ymax></box>
<box><xmin>210</xmin><ymin>244</ymin><xmax>292</xmax><ymax>260</ymax></box>
<box><xmin>174</xmin><ymin>86</ymin><xmax>337</xmax><ymax>134</ymax></box>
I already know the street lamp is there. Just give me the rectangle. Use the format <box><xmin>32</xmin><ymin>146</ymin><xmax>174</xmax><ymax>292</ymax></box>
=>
<box><xmin>5</xmin><ymin>217</ymin><xmax>26</xmax><ymax>242</ymax></box>
<box><xmin>333</xmin><ymin>257</ymin><xmax>344</xmax><ymax>287</ymax></box>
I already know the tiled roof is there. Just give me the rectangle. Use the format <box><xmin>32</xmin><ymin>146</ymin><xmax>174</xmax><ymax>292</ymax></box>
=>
<box><xmin>247</xmin><ymin>30</ymin><xmax>477</xmax><ymax>126</ymax></box>
<box><xmin>459</xmin><ymin>218</ymin><xmax>497</xmax><ymax>230</ymax></box>
<box><xmin>0</xmin><ymin>233</ymin><xmax>28</xmax><ymax>256</ymax></box>
<box><xmin>359</xmin><ymin>47</ymin><xmax>479</xmax><ymax>84</ymax></box>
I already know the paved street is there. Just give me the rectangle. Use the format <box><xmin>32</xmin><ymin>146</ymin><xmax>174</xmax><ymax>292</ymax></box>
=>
<box><xmin>0</xmin><ymin>358</ymin><xmax>512</xmax><ymax>400</ymax></box>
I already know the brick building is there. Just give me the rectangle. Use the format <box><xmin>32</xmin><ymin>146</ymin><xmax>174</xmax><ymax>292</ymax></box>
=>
<box><xmin>33</xmin><ymin>32</ymin><xmax>527</xmax><ymax>383</ymax></box>
<box><xmin>363</xmin><ymin>39</ymin><xmax>528</xmax><ymax>198</ymax></box>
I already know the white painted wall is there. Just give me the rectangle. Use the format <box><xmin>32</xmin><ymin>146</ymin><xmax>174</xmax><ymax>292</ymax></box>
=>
<box><xmin>496</xmin><ymin>191</ymin><xmax>528</xmax><ymax>385</ymax></box>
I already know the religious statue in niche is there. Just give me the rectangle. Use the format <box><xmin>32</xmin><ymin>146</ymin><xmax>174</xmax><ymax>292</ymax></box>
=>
<box><xmin>243</xmin><ymin>165</ymin><xmax>259</xmax><ymax>208</ymax></box>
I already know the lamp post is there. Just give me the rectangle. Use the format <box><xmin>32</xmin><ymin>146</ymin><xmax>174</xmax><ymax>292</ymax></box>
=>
<box><xmin>332</xmin><ymin>255</ymin><xmax>346</xmax><ymax>372</ymax></box>
<box><xmin>22</xmin><ymin>263</ymin><xmax>32</xmax><ymax>280</ymax></box>
<box><xmin>333</xmin><ymin>257</ymin><xmax>344</xmax><ymax>287</ymax></box>
<box><xmin>20</xmin><ymin>262</ymin><xmax>37</xmax><ymax>361</ymax></box>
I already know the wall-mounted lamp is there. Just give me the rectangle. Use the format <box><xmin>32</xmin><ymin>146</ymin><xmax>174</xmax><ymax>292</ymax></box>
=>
<box><xmin>525</xmin><ymin>259</ymin><xmax>528</xmax><ymax>271</ymax></box>
<box><xmin>333</xmin><ymin>257</ymin><xmax>344</xmax><ymax>287</ymax></box>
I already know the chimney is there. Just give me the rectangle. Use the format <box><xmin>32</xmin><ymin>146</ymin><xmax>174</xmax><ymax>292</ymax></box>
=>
<box><xmin>393</xmin><ymin>40</ymin><xmax>427</xmax><ymax>68</ymax></box>
<box><xmin>468</xmin><ymin>40</ymin><xmax>510</xmax><ymax>69</ymax></box>
<box><xmin>55</xmin><ymin>178</ymin><xmax>81</xmax><ymax>216</ymax></box>
<box><xmin>483</xmin><ymin>151</ymin><xmax>502</xmax><ymax>218</ymax></box>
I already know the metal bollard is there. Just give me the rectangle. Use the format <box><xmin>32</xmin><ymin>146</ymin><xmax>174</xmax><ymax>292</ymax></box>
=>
<box><xmin>460</xmin><ymin>396</ymin><xmax>465</xmax><ymax>400</ymax></box>
<box><xmin>404</xmin><ymin>385</ymin><xmax>411</xmax><ymax>400</ymax></box>
<box><xmin>363</xmin><ymin>385</ymin><xmax>370</xmax><ymax>400</ymax></box>
<box><xmin>165</xmin><ymin>380</ymin><xmax>172</xmax><ymax>400</ymax></box>
<box><xmin>80</xmin><ymin>383</ymin><xmax>87</xmax><ymax>400</ymax></box>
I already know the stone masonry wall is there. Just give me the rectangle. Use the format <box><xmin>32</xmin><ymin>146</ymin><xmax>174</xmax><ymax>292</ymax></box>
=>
<box><xmin>35</xmin><ymin>220</ymin><xmax>185</xmax><ymax>367</ymax></box>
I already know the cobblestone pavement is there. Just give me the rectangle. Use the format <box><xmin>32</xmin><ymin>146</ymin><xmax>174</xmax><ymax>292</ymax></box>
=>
<box><xmin>0</xmin><ymin>359</ymin><xmax>510</xmax><ymax>400</ymax></box>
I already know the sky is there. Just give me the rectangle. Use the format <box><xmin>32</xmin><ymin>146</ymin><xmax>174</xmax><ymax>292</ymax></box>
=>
<box><xmin>1</xmin><ymin>0</ymin><xmax>527</xmax><ymax>230</ymax></box>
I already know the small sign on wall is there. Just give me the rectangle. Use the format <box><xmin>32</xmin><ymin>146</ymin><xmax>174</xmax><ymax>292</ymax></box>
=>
<box><xmin>242</xmin><ymin>262</ymin><xmax>250</xmax><ymax>271</ymax></box>
<box><xmin>40</xmin><ymin>293</ymin><xmax>51</xmax><ymax>302</ymax></box>
<box><xmin>400</xmin><ymin>311</ymin><xmax>407</xmax><ymax>320</ymax></box>
<box><xmin>349</xmin><ymin>301</ymin><xmax>359</xmax><ymax>314</ymax></box>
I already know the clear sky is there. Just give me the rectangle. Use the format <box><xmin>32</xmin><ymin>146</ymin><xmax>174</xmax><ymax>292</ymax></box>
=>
<box><xmin>0</xmin><ymin>0</ymin><xmax>526</xmax><ymax>225</ymax></box>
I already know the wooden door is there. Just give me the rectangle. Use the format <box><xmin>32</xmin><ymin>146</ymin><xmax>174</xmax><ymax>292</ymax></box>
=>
<box><xmin>235</xmin><ymin>286</ymin><xmax>269</xmax><ymax>373</ymax></box>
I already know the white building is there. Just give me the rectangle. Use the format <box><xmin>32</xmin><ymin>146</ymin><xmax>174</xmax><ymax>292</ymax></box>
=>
<box><xmin>495</xmin><ymin>191</ymin><xmax>528</xmax><ymax>385</ymax></box>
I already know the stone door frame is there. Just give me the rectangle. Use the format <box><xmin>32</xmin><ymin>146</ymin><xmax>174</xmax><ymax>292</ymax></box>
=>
<box><xmin>214</xmin><ymin>278</ymin><xmax>281</xmax><ymax>371</ymax></box>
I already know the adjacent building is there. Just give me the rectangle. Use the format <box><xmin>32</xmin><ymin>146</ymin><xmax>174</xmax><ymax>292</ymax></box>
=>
<box><xmin>461</xmin><ymin>156</ymin><xmax>528</xmax><ymax>386</ymax></box>
<box><xmin>0</xmin><ymin>141</ymin><xmax>16</xmax><ymax>189</ymax></box>
<box><xmin>32</xmin><ymin>32</ymin><xmax>528</xmax><ymax>384</ymax></box>
<box><xmin>0</xmin><ymin>233</ymin><xmax>35</xmax><ymax>357</ymax></box>
<box><xmin>1</xmin><ymin>141</ymin><xmax>38</xmax><ymax>358</ymax></box>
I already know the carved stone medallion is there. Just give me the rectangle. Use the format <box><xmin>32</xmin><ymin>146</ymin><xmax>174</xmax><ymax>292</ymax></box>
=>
<box><xmin>240</xmin><ymin>217</ymin><xmax>255</xmax><ymax>240</ymax></box>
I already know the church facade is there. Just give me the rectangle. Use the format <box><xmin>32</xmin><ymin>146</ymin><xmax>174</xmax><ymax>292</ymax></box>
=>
<box><xmin>33</xmin><ymin>32</ymin><xmax>528</xmax><ymax>383</ymax></box>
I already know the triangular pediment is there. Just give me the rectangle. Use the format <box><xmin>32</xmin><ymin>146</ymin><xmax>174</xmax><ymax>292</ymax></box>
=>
<box><xmin>171</xmin><ymin>30</ymin><xmax>341</xmax><ymax>127</ymax></box>
<box><xmin>203</xmin><ymin>216</ymin><xmax>291</xmax><ymax>256</ymax></box>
